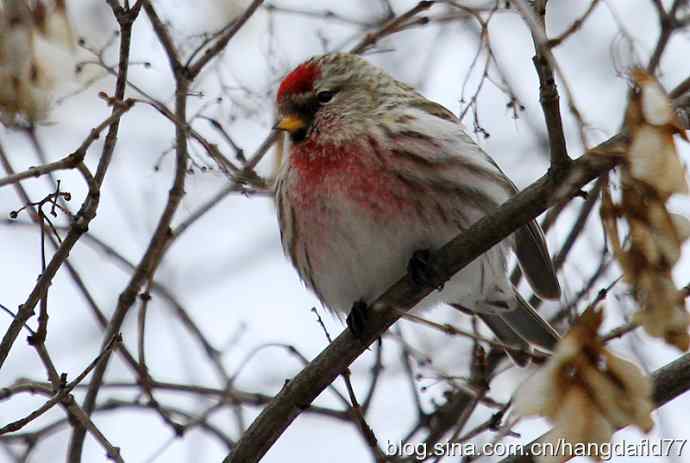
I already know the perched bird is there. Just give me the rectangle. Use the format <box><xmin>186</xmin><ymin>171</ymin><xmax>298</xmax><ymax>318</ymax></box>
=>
<box><xmin>274</xmin><ymin>52</ymin><xmax>561</xmax><ymax>362</ymax></box>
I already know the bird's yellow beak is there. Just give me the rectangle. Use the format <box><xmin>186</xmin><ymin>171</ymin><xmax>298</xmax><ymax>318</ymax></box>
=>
<box><xmin>275</xmin><ymin>115</ymin><xmax>306</xmax><ymax>134</ymax></box>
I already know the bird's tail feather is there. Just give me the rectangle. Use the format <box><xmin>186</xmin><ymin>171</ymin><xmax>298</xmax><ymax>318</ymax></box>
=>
<box><xmin>501</xmin><ymin>291</ymin><xmax>560</xmax><ymax>350</ymax></box>
<box><xmin>475</xmin><ymin>312</ymin><xmax>531</xmax><ymax>366</ymax></box>
<box><xmin>463</xmin><ymin>291</ymin><xmax>560</xmax><ymax>366</ymax></box>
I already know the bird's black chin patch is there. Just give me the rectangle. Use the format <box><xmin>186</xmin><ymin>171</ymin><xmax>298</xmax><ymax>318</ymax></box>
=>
<box><xmin>289</xmin><ymin>127</ymin><xmax>309</xmax><ymax>144</ymax></box>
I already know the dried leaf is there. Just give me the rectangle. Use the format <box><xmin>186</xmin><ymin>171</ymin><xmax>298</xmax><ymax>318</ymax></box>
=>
<box><xmin>599</xmin><ymin>68</ymin><xmax>690</xmax><ymax>350</ymax></box>
<box><xmin>603</xmin><ymin>352</ymin><xmax>654</xmax><ymax>431</ymax></box>
<box><xmin>670</xmin><ymin>213</ymin><xmax>690</xmax><ymax>242</ymax></box>
<box><xmin>634</xmin><ymin>272</ymin><xmax>690</xmax><ymax>350</ymax></box>
<box><xmin>34</xmin><ymin>0</ymin><xmax>76</xmax><ymax>49</ymax></box>
<box><xmin>545</xmin><ymin>388</ymin><xmax>614</xmax><ymax>463</ymax></box>
<box><xmin>513</xmin><ymin>306</ymin><xmax>654</xmax><ymax>462</ymax></box>
<box><xmin>0</xmin><ymin>0</ymin><xmax>73</xmax><ymax>121</ymax></box>
<box><xmin>628</xmin><ymin>198</ymin><xmax>684</xmax><ymax>267</ymax></box>
<box><xmin>0</xmin><ymin>0</ymin><xmax>34</xmax><ymax>77</ymax></box>
<box><xmin>628</xmin><ymin>124</ymin><xmax>689</xmax><ymax>197</ymax></box>
<box><xmin>631</xmin><ymin>68</ymin><xmax>675</xmax><ymax>126</ymax></box>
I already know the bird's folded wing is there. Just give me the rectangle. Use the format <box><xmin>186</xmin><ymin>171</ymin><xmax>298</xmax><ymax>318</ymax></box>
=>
<box><xmin>514</xmin><ymin>220</ymin><xmax>561</xmax><ymax>300</ymax></box>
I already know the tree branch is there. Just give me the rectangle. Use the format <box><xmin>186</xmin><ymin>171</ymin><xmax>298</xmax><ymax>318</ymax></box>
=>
<box><xmin>527</xmin><ymin>0</ymin><xmax>571</xmax><ymax>169</ymax></box>
<box><xmin>186</xmin><ymin>0</ymin><xmax>265</xmax><ymax>79</ymax></box>
<box><xmin>0</xmin><ymin>100</ymin><xmax>134</xmax><ymax>189</ymax></box>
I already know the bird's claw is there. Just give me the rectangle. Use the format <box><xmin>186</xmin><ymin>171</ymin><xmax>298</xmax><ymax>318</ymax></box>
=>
<box><xmin>408</xmin><ymin>249</ymin><xmax>444</xmax><ymax>290</ymax></box>
<box><xmin>347</xmin><ymin>300</ymin><xmax>369</xmax><ymax>339</ymax></box>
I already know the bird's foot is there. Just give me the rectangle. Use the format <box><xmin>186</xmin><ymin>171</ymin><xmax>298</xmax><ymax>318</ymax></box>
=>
<box><xmin>408</xmin><ymin>249</ymin><xmax>444</xmax><ymax>290</ymax></box>
<box><xmin>346</xmin><ymin>300</ymin><xmax>369</xmax><ymax>339</ymax></box>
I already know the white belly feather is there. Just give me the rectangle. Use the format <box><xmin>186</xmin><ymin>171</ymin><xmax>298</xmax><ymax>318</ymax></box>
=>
<box><xmin>300</xmin><ymin>189</ymin><xmax>511</xmax><ymax>317</ymax></box>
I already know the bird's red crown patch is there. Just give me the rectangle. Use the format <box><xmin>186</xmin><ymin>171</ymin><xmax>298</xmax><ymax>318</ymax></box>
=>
<box><xmin>277</xmin><ymin>62</ymin><xmax>321</xmax><ymax>102</ymax></box>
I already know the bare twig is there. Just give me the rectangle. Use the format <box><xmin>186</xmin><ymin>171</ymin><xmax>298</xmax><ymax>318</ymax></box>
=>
<box><xmin>351</xmin><ymin>1</ymin><xmax>435</xmax><ymax>54</ymax></box>
<box><xmin>187</xmin><ymin>0</ymin><xmax>265</xmax><ymax>78</ymax></box>
<box><xmin>526</xmin><ymin>0</ymin><xmax>571</xmax><ymax>169</ymax></box>
<box><xmin>546</xmin><ymin>0</ymin><xmax>601</xmax><ymax>48</ymax></box>
<box><xmin>647</xmin><ymin>0</ymin><xmax>686</xmax><ymax>73</ymax></box>
<box><xmin>0</xmin><ymin>335</ymin><xmax>121</xmax><ymax>435</ymax></box>
<box><xmin>0</xmin><ymin>100</ymin><xmax>133</xmax><ymax>189</ymax></box>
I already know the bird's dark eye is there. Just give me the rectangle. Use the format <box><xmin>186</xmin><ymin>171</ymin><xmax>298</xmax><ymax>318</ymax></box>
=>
<box><xmin>317</xmin><ymin>90</ymin><xmax>336</xmax><ymax>104</ymax></box>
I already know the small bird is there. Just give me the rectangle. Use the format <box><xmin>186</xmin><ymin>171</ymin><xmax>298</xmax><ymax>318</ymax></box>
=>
<box><xmin>274</xmin><ymin>53</ymin><xmax>561</xmax><ymax>362</ymax></box>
